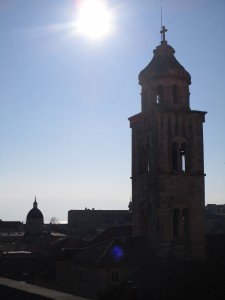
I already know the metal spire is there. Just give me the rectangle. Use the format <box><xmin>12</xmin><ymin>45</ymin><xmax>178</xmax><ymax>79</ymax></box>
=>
<box><xmin>33</xmin><ymin>195</ymin><xmax>37</xmax><ymax>208</ymax></box>
<box><xmin>160</xmin><ymin>8</ymin><xmax>167</xmax><ymax>42</ymax></box>
<box><xmin>161</xmin><ymin>7</ymin><xmax>162</xmax><ymax>28</ymax></box>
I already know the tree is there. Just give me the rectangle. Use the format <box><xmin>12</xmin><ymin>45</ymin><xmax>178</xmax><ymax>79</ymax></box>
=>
<box><xmin>50</xmin><ymin>217</ymin><xmax>58</xmax><ymax>224</ymax></box>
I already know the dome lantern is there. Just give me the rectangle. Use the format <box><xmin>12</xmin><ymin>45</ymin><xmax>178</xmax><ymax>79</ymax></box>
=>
<box><xmin>139</xmin><ymin>26</ymin><xmax>191</xmax><ymax>111</ymax></box>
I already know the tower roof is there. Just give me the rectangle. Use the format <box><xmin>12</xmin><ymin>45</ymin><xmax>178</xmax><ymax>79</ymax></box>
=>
<box><xmin>26</xmin><ymin>197</ymin><xmax>43</xmax><ymax>220</ymax></box>
<box><xmin>138</xmin><ymin>26</ymin><xmax>191</xmax><ymax>85</ymax></box>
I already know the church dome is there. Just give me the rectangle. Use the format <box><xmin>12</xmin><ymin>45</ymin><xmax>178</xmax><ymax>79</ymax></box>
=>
<box><xmin>26</xmin><ymin>198</ymin><xmax>43</xmax><ymax>220</ymax></box>
<box><xmin>138</xmin><ymin>40</ymin><xmax>191</xmax><ymax>85</ymax></box>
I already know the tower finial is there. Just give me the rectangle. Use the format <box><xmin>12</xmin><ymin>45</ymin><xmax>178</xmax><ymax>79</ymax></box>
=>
<box><xmin>33</xmin><ymin>195</ymin><xmax>37</xmax><ymax>208</ymax></box>
<box><xmin>160</xmin><ymin>25</ymin><xmax>167</xmax><ymax>43</ymax></box>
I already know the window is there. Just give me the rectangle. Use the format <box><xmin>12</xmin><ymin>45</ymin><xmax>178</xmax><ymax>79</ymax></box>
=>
<box><xmin>172</xmin><ymin>142</ymin><xmax>178</xmax><ymax>171</ymax></box>
<box><xmin>111</xmin><ymin>271</ymin><xmax>119</xmax><ymax>282</ymax></box>
<box><xmin>141</xmin><ymin>91</ymin><xmax>148</xmax><ymax>108</ymax></box>
<box><xmin>79</xmin><ymin>270</ymin><xmax>88</xmax><ymax>281</ymax></box>
<box><xmin>173</xmin><ymin>208</ymin><xmax>179</xmax><ymax>240</ymax></box>
<box><xmin>139</xmin><ymin>144</ymin><xmax>150</xmax><ymax>174</ymax></box>
<box><xmin>172</xmin><ymin>85</ymin><xmax>178</xmax><ymax>104</ymax></box>
<box><xmin>173</xmin><ymin>208</ymin><xmax>190</xmax><ymax>241</ymax></box>
<box><xmin>171</xmin><ymin>141</ymin><xmax>188</xmax><ymax>173</ymax></box>
<box><xmin>140</xmin><ymin>207</ymin><xmax>148</xmax><ymax>236</ymax></box>
<box><xmin>180</xmin><ymin>143</ymin><xmax>187</xmax><ymax>172</ymax></box>
<box><xmin>183</xmin><ymin>208</ymin><xmax>190</xmax><ymax>241</ymax></box>
<box><xmin>156</xmin><ymin>85</ymin><xmax>164</xmax><ymax>104</ymax></box>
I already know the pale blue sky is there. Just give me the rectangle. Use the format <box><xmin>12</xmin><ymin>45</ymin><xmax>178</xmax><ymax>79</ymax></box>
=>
<box><xmin>0</xmin><ymin>0</ymin><xmax>224</xmax><ymax>222</ymax></box>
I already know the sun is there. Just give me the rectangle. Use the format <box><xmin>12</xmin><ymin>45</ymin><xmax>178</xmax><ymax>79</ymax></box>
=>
<box><xmin>75</xmin><ymin>0</ymin><xmax>113</xmax><ymax>39</ymax></box>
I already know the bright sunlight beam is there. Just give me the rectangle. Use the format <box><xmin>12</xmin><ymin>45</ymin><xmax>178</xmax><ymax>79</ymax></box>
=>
<box><xmin>75</xmin><ymin>0</ymin><xmax>113</xmax><ymax>39</ymax></box>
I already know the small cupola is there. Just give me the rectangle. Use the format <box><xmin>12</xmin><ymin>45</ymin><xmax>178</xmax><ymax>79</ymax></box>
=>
<box><xmin>25</xmin><ymin>197</ymin><xmax>44</xmax><ymax>236</ymax></box>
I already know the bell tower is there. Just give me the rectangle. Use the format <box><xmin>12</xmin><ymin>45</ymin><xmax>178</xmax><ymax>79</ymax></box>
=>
<box><xmin>129</xmin><ymin>26</ymin><xmax>206</xmax><ymax>259</ymax></box>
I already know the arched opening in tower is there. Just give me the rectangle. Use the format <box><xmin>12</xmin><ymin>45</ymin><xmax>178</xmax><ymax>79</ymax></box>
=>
<box><xmin>180</xmin><ymin>143</ymin><xmax>187</xmax><ymax>172</ymax></box>
<box><xmin>156</xmin><ymin>85</ymin><xmax>164</xmax><ymax>104</ymax></box>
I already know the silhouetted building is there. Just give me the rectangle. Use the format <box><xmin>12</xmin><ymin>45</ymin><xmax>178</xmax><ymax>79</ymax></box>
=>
<box><xmin>0</xmin><ymin>221</ymin><xmax>24</xmax><ymax>234</ymax></box>
<box><xmin>129</xmin><ymin>25</ymin><xmax>206</xmax><ymax>259</ymax></box>
<box><xmin>68</xmin><ymin>209</ymin><xmax>130</xmax><ymax>238</ymax></box>
<box><xmin>205</xmin><ymin>204</ymin><xmax>225</xmax><ymax>234</ymax></box>
<box><xmin>25</xmin><ymin>197</ymin><xmax>44</xmax><ymax>236</ymax></box>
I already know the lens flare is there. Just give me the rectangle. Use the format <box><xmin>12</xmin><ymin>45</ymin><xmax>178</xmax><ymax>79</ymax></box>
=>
<box><xmin>111</xmin><ymin>245</ymin><xmax>124</xmax><ymax>262</ymax></box>
<box><xmin>75</xmin><ymin>0</ymin><xmax>113</xmax><ymax>39</ymax></box>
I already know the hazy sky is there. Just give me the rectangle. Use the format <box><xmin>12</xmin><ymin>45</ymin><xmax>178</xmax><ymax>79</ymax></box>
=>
<box><xmin>0</xmin><ymin>0</ymin><xmax>224</xmax><ymax>223</ymax></box>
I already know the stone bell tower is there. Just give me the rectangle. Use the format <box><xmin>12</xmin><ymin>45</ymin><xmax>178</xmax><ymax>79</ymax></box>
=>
<box><xmin>129</xmin><ymin>26</ymin><xmax>206</xmax><ymax>259</ymax></box>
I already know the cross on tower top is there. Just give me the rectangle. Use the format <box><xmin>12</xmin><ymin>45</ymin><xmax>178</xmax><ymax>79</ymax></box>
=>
<box><xmin>160</xmin><ymin>25</ymin><xmax>167</xmax><ymax>42</ymax></box>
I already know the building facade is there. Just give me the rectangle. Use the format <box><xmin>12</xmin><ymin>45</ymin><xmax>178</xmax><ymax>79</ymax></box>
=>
<box><xmin>68</xmin><ymin>209</ymin><xmax>129</xmax><ymax>237</ymax></box>
<box><xmin>129</xmin><ymin>26</ymin><xmax>206</xmax><ymax>259</ymax></box>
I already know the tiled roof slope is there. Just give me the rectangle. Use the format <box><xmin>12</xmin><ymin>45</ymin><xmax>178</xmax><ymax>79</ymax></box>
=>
<box><xmin>71</xmin><ymin>236</ymin><xmax>153</xmax><ymax>269</ymax></box>
<box><xmin>88</xmin><ymin>224</ymin><xmax>132</xmax><ymax>246</ymax></box>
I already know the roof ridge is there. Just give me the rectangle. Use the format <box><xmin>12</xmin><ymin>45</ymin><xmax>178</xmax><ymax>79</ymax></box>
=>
<box><xmin>95</xmin><ymin>239</ymin><xmax>115</xmax><ymax>267</ymax></box>
<box><xmin>86</xmin><ymin>237</ymin><xmax>113</xmax><ymax>249</ymax></box>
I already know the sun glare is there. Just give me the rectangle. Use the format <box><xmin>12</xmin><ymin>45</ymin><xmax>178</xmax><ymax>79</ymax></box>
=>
<box><xmin>75</xmin><ymin>0</ymin><xmax>113</xmax><ymax>39</ymax></box>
